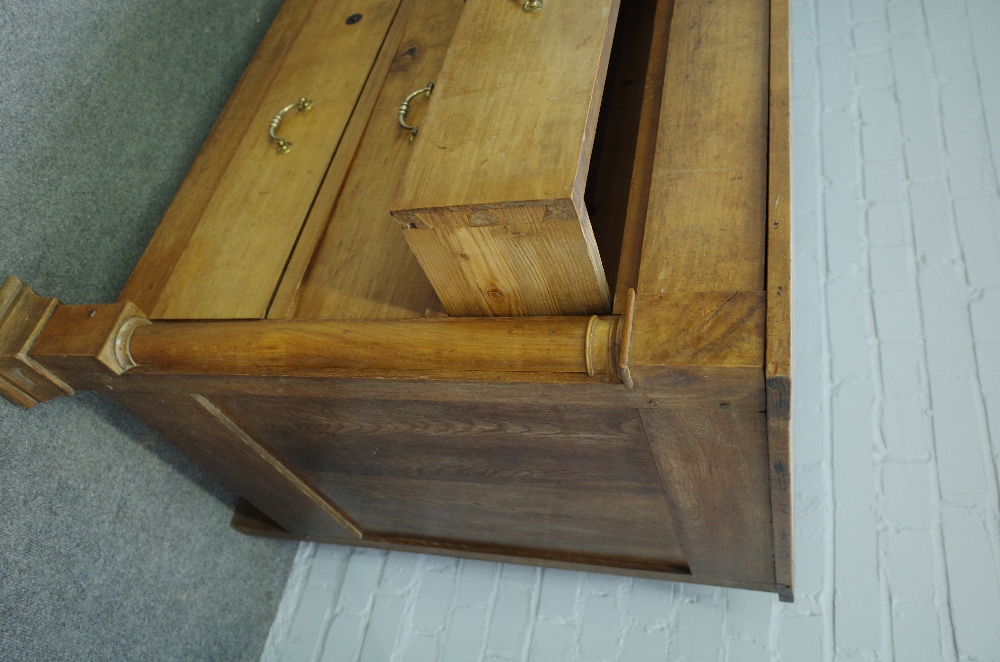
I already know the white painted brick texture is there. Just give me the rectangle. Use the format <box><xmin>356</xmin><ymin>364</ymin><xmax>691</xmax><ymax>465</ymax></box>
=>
<box><xmin>261</xmin><ymin>0</ymin><xmax>1000</xmax><ymax>659</ymax></box>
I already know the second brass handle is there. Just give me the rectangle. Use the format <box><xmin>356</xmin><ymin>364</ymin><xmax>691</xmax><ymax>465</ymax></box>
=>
<box><xmin>398</xmin><ymin>83</ymin><xmax>434</xmax><ymax>142</ymax></box>
<box><xmin>269</xmin><ymin>97</ymin><xmax>314</xmax><ymax>154</ymax></box>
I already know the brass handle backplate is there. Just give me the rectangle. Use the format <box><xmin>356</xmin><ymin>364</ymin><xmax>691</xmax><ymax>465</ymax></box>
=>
<box><xmin>398</xmin><ymin>84</ymin><xmax>434</xmax><ymax>142</ymax></box>
<box><xmin>269</xmin><ymin>97</ymin><xmax>314</xmax><ymax>154</ymax></box>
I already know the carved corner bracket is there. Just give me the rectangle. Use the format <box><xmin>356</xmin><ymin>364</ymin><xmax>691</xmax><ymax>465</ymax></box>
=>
<box><xmin>0</xmin><ymin>276</ymin><xmax>74</xmax><ymax>408</ymax></box>
<box><xmin>0</xmin><ymin>275</ymin><xmax>149</xmax><ymax>409</ymax></box>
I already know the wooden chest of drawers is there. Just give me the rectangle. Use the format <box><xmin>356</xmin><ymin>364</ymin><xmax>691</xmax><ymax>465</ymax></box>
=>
<box><xmin>1</xmin><ymin>0</ymin><xmax>792</xmax><ymax>599</ymax></box>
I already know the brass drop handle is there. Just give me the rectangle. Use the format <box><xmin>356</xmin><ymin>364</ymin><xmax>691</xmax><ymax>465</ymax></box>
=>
<box><xmin>523</xmin><ymin>0</ymin><xmax>543</xmax><ymax>11</ymax></box>
<box><xmin>398</xmin><ymin>83</ymin><xmax>434</xmax><ymax>142</ymax></box>
<box><xmin>269</xmin><ymin>97</ymin><xmax>314</xmax><ymax>154</ymax></box>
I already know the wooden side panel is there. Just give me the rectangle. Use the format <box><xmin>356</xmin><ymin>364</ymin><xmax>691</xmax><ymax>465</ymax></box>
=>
<box><xmin>149</xmin><ymin>0</ymin><xmax>402</xmax><ymax>319</ymax></box>
<box><xmin>219</xmin><ymin>395</ymin><xmax>687</xmax><ymax>566</ymax></box>
<box><xmin>637</xmin><ymin>0</ymin><xmax>769</xmax><ymax>294</ymax></box>
<box><xmin>641</xmin><ymin>409</ymin><xmax>774</xmax><ymax>584</ymax></box>
<box><xmin>112</xmin><ymin>391</ymin><xmax>359</xmax><ymax>542</ymax></box>
<box><xmin>767</xmin><ymin>0</ymin><xmax>793</xmax><ymax>598</ymax></box>
<box><xmin>284</xmin><ymin>0</ymin><xmax>462</xmax><ymax>320</ymax></box>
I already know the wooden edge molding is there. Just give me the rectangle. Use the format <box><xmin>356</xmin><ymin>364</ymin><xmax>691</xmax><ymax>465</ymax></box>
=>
<box><xmin>125</xmin><ymin>315</ymin><xmax>625</xmax><ymax>380</ymax></box>
<box><xmin>617</xmin><ymin>287</ymin><xmax>636</xmax><ymax>388</ymax></box>
<box><xmin>767</xmin><ymin>0</ymin><xmax>794</xmax><ymax>600</ymax></box>
<box><xmin>0</xmin><ymin>276</ymin><xmax>74</xmax><ymax>408</ymax></box>
<box><xmin>230</xmin><ymin>497</ymin><xmax>786</xmax><ymax>597</ymax></box>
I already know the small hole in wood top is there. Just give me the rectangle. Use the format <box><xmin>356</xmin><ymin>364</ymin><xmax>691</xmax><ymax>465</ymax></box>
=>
<box><xmin>87</xmin><ymin>310</ymin><xmax>97</xmax><ymax>318</ymax></box>
<box><xmin>346</xmin><ymin>13</ymin><xmax>362</xmax><ymax>24</ymax></box>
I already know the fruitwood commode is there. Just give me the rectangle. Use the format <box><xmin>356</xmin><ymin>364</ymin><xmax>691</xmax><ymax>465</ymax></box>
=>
<box><xmin>1</xmin><ymin>0</ymin><xmax>792</xmax><ymax>599</ymax></box>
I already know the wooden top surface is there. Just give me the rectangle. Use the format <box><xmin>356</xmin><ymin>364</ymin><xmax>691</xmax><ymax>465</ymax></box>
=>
<box><xmin>392</xmin><ymin>0</ymin><xmax>620</xmax><ymax>212</ymax></box>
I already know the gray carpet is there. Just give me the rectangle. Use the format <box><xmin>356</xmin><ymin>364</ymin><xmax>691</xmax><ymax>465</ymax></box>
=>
<box><xmin>0</xmin><ymin>0</ymin><xmax>298</xmax><ymax>659</ymax></box>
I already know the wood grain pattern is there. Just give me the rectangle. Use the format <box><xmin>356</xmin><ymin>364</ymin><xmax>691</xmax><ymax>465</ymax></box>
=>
<box><xmin>584</xmin><ymin>0</ymin><xmax>662</xmax><ymax>301</ymax></box>
<box><xmin>400</xmin><ymin>204</ymin><xmax>610</xmax><ymax>316</ymax></box>
<box><xmin>126</xmin><ymin>315</ymin><xmax>621</xmax><ymax>377</ymax></box>
<box><xmin>267</xmin><ymin>0</ymin><xmax>415</xmax><ymax>319</ymax></box>
<box><xmin>61</xmin><ymin>364</ymin><xmax>766</xmax><ymax>412</ymax></box>
<box><xmin>283</xmin><ymin>0</ymin><xmax>463</xmax><ymax>320</ymax></box>
<box><xmin>0</xmin><ymin>276</ymin><xmax>72</xmax><ymax>407</ymax></box>
<box><xmin>220</xmin><ymin>396</ymin><xmax>656</xmax><ymax>490</ymax></box>
<box><xmin>112</xmin><ymin>391</ymin><xmax>360</xmax><ymax>540</ymax></box>
<box><xmin>769</xmin><ymin>417</ymin><xmax>793</xmax><ymax>598</ymax></box>
<box><xmin>636</xmin><ymin>0</ymin><xmax>769</xmax><ymax>294</ymax></box>
<box><xmin>767</xmin><ymin>0</ymin><xmax>793</xmax><ymax>599</ymax></box>
<box><xmin>641</xmin><ymin>408</ymin><xmax>775</xmax><ymax>584</ymax></box>
<box><xmin>118</xmin><ymin>0</ymin><xmax>320</xmax><ymax>313</ymax></box>
<box><xmin>30</xmin><ymin>303</ymin><xmax>147</xmax><ymax>379</ymax></box>
<box><xmin>221</xmin><ymin>395</ymin><xmax>686</xmax><ymax>564</ymax></box>
<box><xmin>151</xmin><ymin>0</ymin><xmax>402</xmax><ymax>319</ymax></box>
<box><xmin>233</xmin><ymin>498</ymin><xmax>795</xmax><ymax>595</ymax></box>
<box><xmin>629</xmin><ymin>291</ymin><xmax>766</xmax><ymax>368</ymax></box>
<box><xmin>391</xmin><ymin>0</ymin><xmax>620</xmax><ymax>316</ymax></box>
<box><xmin>608</xmin><ymin>0</ymin><xmax>675</xmax><ymax>312</ymax></box>
<box><xmin>393</xmin><ymin>0</ymin><xmax>619</xmax><ymax>211</ymax></box>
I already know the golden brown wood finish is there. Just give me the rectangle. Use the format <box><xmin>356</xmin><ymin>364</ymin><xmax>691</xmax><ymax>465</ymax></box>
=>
<box><xmin>282</xmin><ymin>0</ymin><xmax>463</xmax><ymax>320</ymax></box>
<box><xmin>392</xmin><ymin>0</ymin><xmax>621</xmax><ymax>317</ymax></box>
<box><xmin>150</xmin><ymin>0</ymin><xmax>403</xmax><ymax>320</ymax></box>
<box><xmin>636</xmin><ymin>0</ymin><xmax>769</xmax><ymax>295</ymax></box>
<box><xmin>118</xmin><ymin>0</ymin><xmax>320</xmax><ymax>314</ymax></box>
<box><xmin>0</xmin><ymin>276</ymin><xmax>73</xmax><ymax>407</ymax></box>
<box><xmin>267</xmin><ymin>0</ymin><xmax>415</xmax><ymax>318</ymax></box>
<box><xmin>642</xmin><ymin>409</ymin><xmax>775</xmax><ymax>584</ymax></box>
<box><xmin>767</xmin><ymin>0</ymin><xmax>794</xmax><ymax>600</ymax></box>
<box><xmin>112</xmin><ymin>391</ymin><xmax>360</xmax><ymax>540</ymax></box>
<box><xmin>629</xmin><ymin>292</ymin><xmax>766</xmax><ymax>369</ymax></box>
<box><xmin>221</xmin><ymin>395</ymin><xmax>686</xmax><ymax>566</ymax></box>
<box><xmin>30</xmin><ymin>303</ymin><xmax>148</xmax><ymax>379</ymax></box>
<box><xmin>612</xmin><ymin>0</ymin><xmax>674</xmax><ymax>312</ymax></box>
<box><xmin>126</xmin><ymin>315</ymin><xmax>622</xmax><ymax>378</ymax></box>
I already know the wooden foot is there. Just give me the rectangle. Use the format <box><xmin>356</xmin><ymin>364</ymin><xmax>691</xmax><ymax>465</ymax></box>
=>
<box><xmin>0</xmin><ymin>276</ymin><xmax>73</xmax><ymax>408</ymax></box>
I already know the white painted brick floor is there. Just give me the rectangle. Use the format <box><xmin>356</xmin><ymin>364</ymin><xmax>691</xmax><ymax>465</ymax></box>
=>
<box><xmin>261</xmin><ymin>0</ymin><xmax>1000</xmax><ymax>659</ymax></box>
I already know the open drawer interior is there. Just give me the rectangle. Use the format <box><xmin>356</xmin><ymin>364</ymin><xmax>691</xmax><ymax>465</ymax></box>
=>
<box><xmin>120</xmin><ymin>0</ymin><xmax>671</xmax><ymax>322</ymax></box>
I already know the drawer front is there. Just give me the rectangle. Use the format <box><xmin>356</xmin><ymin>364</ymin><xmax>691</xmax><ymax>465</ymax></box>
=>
<box><xmin>124</xmin><ymin>0</ymin><xmax>403</xmax><ymax>320</ymax></box>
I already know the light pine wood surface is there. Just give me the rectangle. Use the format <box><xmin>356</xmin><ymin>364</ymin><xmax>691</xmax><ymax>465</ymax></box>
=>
<box><xmin>390</xmin><ymin>0</ymin><xmax>621</xmax><ymax>316</ymax></box>
<box><xmin>144</xmin><ymin>0</ymin><xmax>403</xmax><ymax>320</ymax></box>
